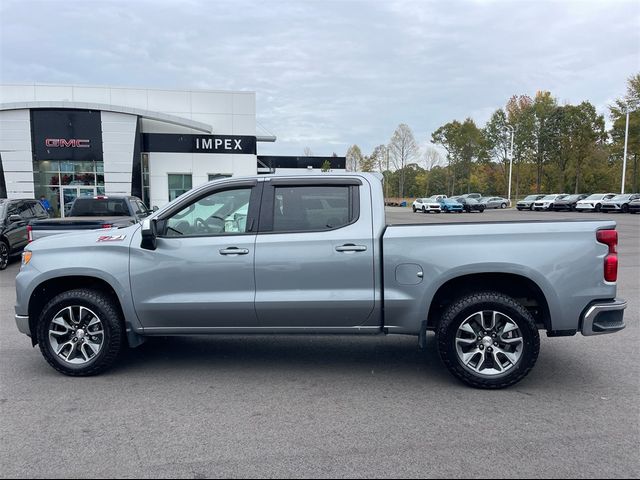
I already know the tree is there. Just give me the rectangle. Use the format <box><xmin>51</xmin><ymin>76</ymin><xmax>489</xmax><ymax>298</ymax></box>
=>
<box><xmin>610</xmin><ymin>73</ymin><xmax>640</xmax><ymax>192</ymax></box>
<box><xmin>359</xmin><ymin>155</ymin><xmax>377</xmax><ymax>172</ymax></box>
<box><xmin>345</xmin><ymin>144</ymin><xmax>364</xmax><ymax>172</ymax></box>
<box><xmin>320</xmin><ymin>160</ymin><xmax>332</xmax><ymax>172</ymax></box>
<box><xmin>389</xmin><ymin>124</ymin><xmax>419</xmax><ymax>198</ymax></box>
<box><xmin>303</xmin><ymin>147</ymin><xmax>313</xmax><ymax>157</ymax></box>
<box><xmin>531</xmin><ymin>91</ymin><xmax>558</xmax><ymax>193</ymax></box>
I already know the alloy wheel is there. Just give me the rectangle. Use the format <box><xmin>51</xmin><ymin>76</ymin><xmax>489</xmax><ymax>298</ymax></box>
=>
<box><xmin>0</xmin><ymin>242</ymin><xmax>8</xmax><ymax>270</ymax></box>
<box><xmin>48</xmin><ymin>306</ymin><xmax>105</xmax><ymax>365</ymax></box>
<box><xmin>455</xmin><ymin>310</ymin><xmax>524</xmax><ymax>376</ymax></box>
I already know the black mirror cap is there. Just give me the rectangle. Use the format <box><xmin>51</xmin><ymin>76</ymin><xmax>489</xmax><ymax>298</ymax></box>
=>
<box><xmin>140</xmin><ymin>218</ymin><xmax>158</xmax><ymax>250</ymax></box>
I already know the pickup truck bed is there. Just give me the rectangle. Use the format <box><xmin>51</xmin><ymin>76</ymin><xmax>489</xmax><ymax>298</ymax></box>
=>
<box><xmin>29</xmin><ymin>196</ymin><xmax>150</xmax><ymax>241</ymax></box>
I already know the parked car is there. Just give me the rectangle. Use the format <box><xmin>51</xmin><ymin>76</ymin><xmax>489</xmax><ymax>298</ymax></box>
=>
<box><xmin>15</xmin><ymin>173</ymin><xmax>627</xmax><ymax>389</ymax></box>
<box><xmin>452</xmin><ymin>197</ymin><xmax>485</xmax><ymax>213</ymax></box>
<box><xmin>457</xmin><ymin>193</ymin><xmax>482</xmax><ymax>200</ymax></box>
<box><xmin>575</xmin><ymin>193</ymin><xmax>617</xmax><ymax>212</ymax></box>
<box><xmin>551</xmin><ymin>194</ymin><xmax>590</xmax><ymax>211</ymax></box>
<box><xmin>516</xmin><ymin>195</ymin><xmax>546</xmax><ymax>211</ymax></box>
<box><xmin>628</xmin><ymin>198</ymin><xmax>640</xmax><ymax>214</ymax></box>
<box><xmin>478</xmin><ymin>196</ymin><xmax>510</xmax><ymax>209</ymax></box>
<box><xmin>29</xmin><ymin>196</ymin><xmax>152</xmax><ymax>242</ymax></box>
<box><xmin>533</xmin><ymin>194</ymin><xmax>569</xmax><ymax>211</ymax></box>
<box><xmin>439</xmin><ymin>198</ymin><xmax>464</xmax><ymax>213</ymax></box>
<box><xmin>0</xmin><ymin>199</ymin><xmax>49</xmax><ymax>270</ymax></box>
<box><xmin>601</xmin><ymin>193</ymin><xmax>640</xmax><ymax>213</ymax></box>
<box><xmin>412</xmin><ymin>197</ymin><xmax>442</xmax><ymax>213</ymax></box>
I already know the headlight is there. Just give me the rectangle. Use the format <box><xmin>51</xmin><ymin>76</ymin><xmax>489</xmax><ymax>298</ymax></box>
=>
<box><xmin>22</xmin><ymin>251</ymin><xmax>32</xmax><ymax>265</ymax></box>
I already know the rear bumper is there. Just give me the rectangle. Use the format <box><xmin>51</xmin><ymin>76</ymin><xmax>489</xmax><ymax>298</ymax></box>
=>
<box><xmin>15</xmin><ymin>314</ymin><xmax>30</xmax><ymax>336</ymax></box>
<box><xmin>581</xmin><ymin>299</ymin><xmax>627</xmax><ymax>336</ymax></box>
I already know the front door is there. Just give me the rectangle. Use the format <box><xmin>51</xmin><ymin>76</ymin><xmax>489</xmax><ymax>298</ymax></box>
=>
<box><xmin>254</xmin><ymin>180</ymin><xmax>375</xmax><ymax>328</ymax></box>
<box><xmin>130</xmin><ymin>181</ymin><xmax>261</xmax><ymax>332</ymax></box>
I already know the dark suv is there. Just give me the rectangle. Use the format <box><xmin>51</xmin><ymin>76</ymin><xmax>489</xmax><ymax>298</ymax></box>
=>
<box><xmin>0</xmin><ymin>199</ymin><xmax>50</xmax><ymax>270</ymax></box>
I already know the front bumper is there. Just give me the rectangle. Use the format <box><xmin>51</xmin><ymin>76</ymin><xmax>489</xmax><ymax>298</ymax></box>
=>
<box><xmin>15</xmin><ymin>314</ymin><xmax>30</xmax><ymax>336</ymax></box>
<box><xmin>581</xmin><ymin>299</ymin><xmax>627</xmax><ymax>336</ymax></box>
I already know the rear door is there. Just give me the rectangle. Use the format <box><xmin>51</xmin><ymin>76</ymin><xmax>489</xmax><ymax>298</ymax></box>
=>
<box><xmin>254</xmin><ymin>178</ymin><xmax>375</xmax><ymax>328</ymax></box>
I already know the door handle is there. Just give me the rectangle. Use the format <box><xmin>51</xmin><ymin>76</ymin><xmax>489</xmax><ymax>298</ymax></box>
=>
<box><xmin>219</xmin><ymin>247</ymin><xmax>250</xmax><ymax>256</ymax></box>
<box><xmin>335</xmin><ymin>244</ymin><xmax>367</xmax><ymax>253</ymax></box>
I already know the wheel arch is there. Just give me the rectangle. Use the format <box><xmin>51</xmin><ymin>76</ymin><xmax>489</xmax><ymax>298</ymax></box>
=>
<box><xmin>28</xmin><ymin>275</ymin><xmax>134</xmax><ymax>347</ymax></box>
<box><xmin>426</xmin><ymin>272</ymin><xmax>552</xmax><ymax>332</ymax></box>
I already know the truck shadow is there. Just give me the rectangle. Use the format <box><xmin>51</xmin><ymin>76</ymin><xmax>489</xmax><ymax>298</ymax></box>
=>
<box><xmin>115</xmin><ymin>334</ymin><xmax>453</xmax><ymax>382</ymax></box>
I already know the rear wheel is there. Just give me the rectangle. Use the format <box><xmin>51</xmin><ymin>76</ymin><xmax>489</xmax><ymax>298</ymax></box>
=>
<box><xmin>436</xmin><ymin>291</ymin><xmax>540</xmax><ymax>389</ymax></box>
<box><xmin>36</xmin><ymin>289</ymin><xmax>125</xmax><ymax>376</ymax></box>
<box><xmin>0</xmin><ymin>240</ymin><xmax>9</xmax><ymax>271</ymax></box>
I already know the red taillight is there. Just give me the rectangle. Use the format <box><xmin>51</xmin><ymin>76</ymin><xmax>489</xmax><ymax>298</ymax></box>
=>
<box><xmin>101</xmin><ymin>224</ymin><xmax>113</xmax><ymax>229</ymax></box>
<box><xmin>597</xmin><ymin>229</ymin><xmax>618</xmax><ymax>282</ymax></box>
<box><xmin>27</xmin><ymin>225</ymin><xmax>33</xmax><ymax>243</ymax></box>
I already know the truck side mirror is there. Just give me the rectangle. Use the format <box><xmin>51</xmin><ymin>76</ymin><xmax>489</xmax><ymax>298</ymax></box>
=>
<box><xmin>9</xmin><ymin>214</ymin><xmax>23</xmax><ymax>223</ymax></box>
<box><xmin>141</xmin><ymin>218</ymin><xmax>158</xmax><ymax>251</ymax></box>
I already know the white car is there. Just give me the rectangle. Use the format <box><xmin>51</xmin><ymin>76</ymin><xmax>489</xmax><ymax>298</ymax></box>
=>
<box><xmin>412</xmin><ymin>196</ymin><xmax>444</xmax><ymax>213</ymax></box>
<box><xmin>533</xmin><ymin>194</ymin><xmax>569</xmax><ymax>211</ymax></box>
<box><xmin>575</xmin><ymin>193</ymin><xmax>617</xmax><ymax>212</ymax></box>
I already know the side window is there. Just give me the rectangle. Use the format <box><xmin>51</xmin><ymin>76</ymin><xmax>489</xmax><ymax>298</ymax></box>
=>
<box><xmin>32</xmin><ymin>202</ymin><xmax>47</xmax><ymax>217</ymax></box>
<box><xmin>17</xmin><ymin>201</ymin><xmax>35</xmax><ymax>218</ymax></box>
<box><xmin>164</xmin><ymin>187</ymin><xmax>252</xmax><ymax>237</ymax></box>
<box><xmin>272</xmin><ymin>185</ymin><xmax>355</xmax><ymax>233</ymax></box>
<box><xmin>133</xmin><ymin>200</ymin><xmax>150</xmax><ymax>219</ymax></box>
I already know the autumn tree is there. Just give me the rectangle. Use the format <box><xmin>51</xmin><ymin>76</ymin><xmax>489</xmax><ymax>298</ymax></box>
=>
<box><xmin>345</xmin><ymin>144</ymin><xmax>364</xmax><ymax>172</ymax></box>
<box><xmin>388</xmin><ymin>124</ymin><xmax>419</xmax><ymax>198</ymax></box>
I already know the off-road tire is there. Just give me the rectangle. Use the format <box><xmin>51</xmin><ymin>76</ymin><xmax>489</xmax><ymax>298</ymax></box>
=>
<box><xmin>436</xmin><ymin>291</ymin><xmax>540</xmax><ymax>389</ymax></box>
<box><xmin>37</xmin><ymin>288</ymin><xmax>124</xmax><ymax>376</ymax></box>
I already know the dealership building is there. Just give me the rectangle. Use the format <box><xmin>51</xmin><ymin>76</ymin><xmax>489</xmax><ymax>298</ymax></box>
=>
<box><xmin>0</xmin><ymin>84</ymin><xmax>344</xmax><ymax>215</ymax></box>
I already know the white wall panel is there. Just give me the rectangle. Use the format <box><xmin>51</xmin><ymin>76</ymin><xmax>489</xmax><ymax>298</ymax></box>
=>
<box><xmin>232</xmin><ymin>93</ymin><xmax>256</xmax><ymax>115</ymax></box>
<box><xmin>147</xmin><ymin>90</ymin><xmax>190</xmax><ymax>113</ymax></box>
<box><xmin>34</xmin><ymin>85</ymin><xmax>74</xmax><ymax>101</ymax></box>
<box><xmin>0</xmin><ymin>85</ymin><xmax>36</xmax><ymax>103</ymax></box>
<box><xmin>232</xmin><ymin>115</ymin><xmax>256</xmax><ymax>136</ymax></box>
<box><xmin>191</xmin><ymin>91</ymin><xmax>234</xmax><ymax>114</ymax></box>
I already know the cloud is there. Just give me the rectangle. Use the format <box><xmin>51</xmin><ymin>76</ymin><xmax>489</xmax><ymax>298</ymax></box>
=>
<box><xmin>0</xmin><ymin>0</ymin><xmax>638</xmax><ymax>156</ymax></box>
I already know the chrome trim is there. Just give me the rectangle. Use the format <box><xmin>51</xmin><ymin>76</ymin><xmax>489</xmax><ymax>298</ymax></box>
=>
<box><xmin>581</xmin><ymin>299</ymin><xmax>627</xmax><ymax>336</ymax></box>
<box><xmin>15</xmin><ymin>314</ymin><xmax>30</xmax><ymax>336</ymax></box>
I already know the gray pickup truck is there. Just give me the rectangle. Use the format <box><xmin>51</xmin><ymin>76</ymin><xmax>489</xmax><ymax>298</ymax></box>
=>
<box><xmin>14</xmin><ymin>174</ymin><xmax>626</xmax><ymax>388</ymax></box>
<box><xmin>28</xmin><ymin>195</ymin><xmax>151</xmax><ymax>242</ymax></box>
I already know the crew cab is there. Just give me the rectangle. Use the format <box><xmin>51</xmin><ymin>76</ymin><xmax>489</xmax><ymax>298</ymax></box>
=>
<box><xmin>28</xmin><ymin>196</ymin><xmax>152</xmax><ymax>241</ymax></box>
<box><xmin>14</xmin><ymin>174</ymin><xmax>627</xmax><ymax>389</ymax></box>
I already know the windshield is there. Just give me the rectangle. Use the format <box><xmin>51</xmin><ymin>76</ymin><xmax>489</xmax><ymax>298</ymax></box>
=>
<box><xmin>70</xmin><ymin>198</ymin><xmax>130</xmax><ymax>217</ymax></box>
<box><xmin>523</xmin><ymin>195</ymin><xmax>539</xmax><ymax>201</ymax></box>
<box><xmin>584</xmin><ymin>194</ymin><xmax>603</xmax><ymax>200</ymax></box>
<box><xmin>542</xmin><ymin>195</ymin><xmax>557</xmax><ymax>200</ymax></box>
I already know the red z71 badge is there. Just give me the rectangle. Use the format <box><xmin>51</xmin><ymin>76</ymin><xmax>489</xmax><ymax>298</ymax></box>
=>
<box><xmin>97</xmin><ymin>235</ymin><xmax>127</xmax><ymax>242</ymax></box>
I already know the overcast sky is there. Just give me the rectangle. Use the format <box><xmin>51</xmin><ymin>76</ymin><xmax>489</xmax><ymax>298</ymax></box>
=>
<box><xmin>1</xmin><ymin>0</ymin><xmax>638</xmax><ymax>158</ymax></box>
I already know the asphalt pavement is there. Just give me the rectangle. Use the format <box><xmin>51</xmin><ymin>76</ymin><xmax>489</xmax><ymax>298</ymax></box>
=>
<box><xmin>1</xmin><ymin>209</ymin><xmax>638</xmax><ymax>478</ymax></box>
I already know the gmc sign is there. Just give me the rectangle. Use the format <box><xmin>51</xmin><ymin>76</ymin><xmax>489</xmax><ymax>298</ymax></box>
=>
<box><xmin>45</xmin><ymin>138</ymin><xmax>91</xmax><ymax>148</ymax></box>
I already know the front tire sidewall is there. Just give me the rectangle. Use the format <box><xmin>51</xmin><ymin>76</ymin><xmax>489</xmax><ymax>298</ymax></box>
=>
<box><xmin>37</xmin><ymin>289</ymin><xmax>124</xmax><ymax>376</ymax></box>
<box><xmin>437</xmin><ymin>292</ymin><xmax>540</xmax><ymax>389</ymax></box>
<box><xmin>0</xmin><ymin>240</ymin><xmax>9</xmax><ymax>271</ymax></box>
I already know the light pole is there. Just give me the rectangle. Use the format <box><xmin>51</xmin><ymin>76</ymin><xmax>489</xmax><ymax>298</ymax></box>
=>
<box><xmin>506</xmin><ymin>125</ymin><xmax>515</xmax><ymax>202</ymax></box>
<box><xmin>621</xmin><ymin>103</ymin><xmax>630</xmax><ymax>194</ymax></box>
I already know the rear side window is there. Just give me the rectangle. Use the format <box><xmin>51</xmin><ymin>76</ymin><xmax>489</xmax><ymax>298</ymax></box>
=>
<box><xmin>71</xmin><ymin>198</ymin><xmax>129</xmax><ymax>217</ymax></box>
<box><xmin>271</xmin><ymin>185</ymin><xmax>357</xmax><ymax>232</ymax></box>
<box><xmin>31</xmin><ymin>201</ymin><xmax>47</xmax><ymax>217</ymax></box>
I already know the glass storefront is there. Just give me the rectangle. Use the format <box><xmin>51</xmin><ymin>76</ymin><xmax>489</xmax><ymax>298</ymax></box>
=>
<box><xmin>33</xmin><ymin>160</ymin><xmax>105</xmax><ymax>217</ymax></box>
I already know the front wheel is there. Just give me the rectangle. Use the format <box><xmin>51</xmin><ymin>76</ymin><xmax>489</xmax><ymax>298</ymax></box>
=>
<box><xmin>622</xmin><ymin>204</ymin><xmax>629</xmax><ymax>213</ymax></box>
<box><xmin>36</xmin><ymin>289</ymin><xmax>125</xmax><ymax>376</ymax></box>
<box><xmin>436</xmin><ymin>291</ymin><xmax>540</xmax><ymax>389</ymax></box>
<box><xmin>413</xmin><ymin>206</ymin><xmax>417</xmax><ymax>213</ymax></box>
<box><xmin>0</xmin><ymin>240</ymin><xmax>9</xmax><ymax>270</ymax></box>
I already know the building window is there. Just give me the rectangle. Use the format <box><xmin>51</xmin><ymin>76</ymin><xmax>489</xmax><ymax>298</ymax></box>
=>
<box><xmin>168</xmin><ymin>174</ymin><xmax>192</xmax><ymax>201</ymax></box>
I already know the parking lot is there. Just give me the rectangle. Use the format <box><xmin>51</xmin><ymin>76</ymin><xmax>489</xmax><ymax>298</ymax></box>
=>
<box><xmin>1</xmin><ymin>209</ymin><xmax>638</xmax><ymax>478</ymax></box>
